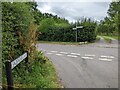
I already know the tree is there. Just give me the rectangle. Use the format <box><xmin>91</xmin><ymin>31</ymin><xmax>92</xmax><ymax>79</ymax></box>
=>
<box><xmin>107</xmin><ymin>1</ymin><xmax>120</xmax><ymax>35</ymax></box>
<box><xmin>97</xmin><ymin>1</ymin><xmax>120</xmax><ymax>35</ymax></box>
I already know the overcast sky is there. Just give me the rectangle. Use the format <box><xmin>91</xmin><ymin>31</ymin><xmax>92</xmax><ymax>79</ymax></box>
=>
<box><xmin>35</xmin><ymin>1</ymin><xmax>111</xmax><ymax>23</ymax></box>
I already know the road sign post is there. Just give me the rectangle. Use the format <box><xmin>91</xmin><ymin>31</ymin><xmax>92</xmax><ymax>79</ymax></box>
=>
<box><xmin>5</xmin><ymin>52</ymin><xmax>28</xmax><ymax>89</ymax></box>
<box><xmin>5</xmin><ymin>60</ymin><xmax>13</xmax><ymax>90</ymax></box>
<box><xmin>73</xmin><ymin>26</ymin><xmax>83</xmax><ymax>42</ymax></box>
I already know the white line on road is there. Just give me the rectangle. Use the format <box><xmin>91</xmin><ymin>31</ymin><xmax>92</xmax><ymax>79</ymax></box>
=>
<box><xmin>46</xmin><ymin>53</ymin><xmax>53</xmax><ymax>54</ymax></box>
<box><xmin>70</xmin><ymin>53</ymin><xmax>80</xmax><ymax>56</ymax></box>
<box><xmin>85</xmin><ymin>54</ymin><xmax>95</xmax><ymax>57</ymax></box>
<box><xmin>67</xmin><ymin>55</ymin><xmax>78</xmax><ymax>58</ymax></box>
<box><xmin>50</xmin><ymin>51</ymin><xmax>58</xmax><ymax>53</ymax></box>
<box><xmin>100</xmin><ymin>55</ymin><xmax>114</xmax><ymax>58</ymax></box>
<box><xmin>60</xmin><ymin>52</ymin><xmax>68</xmax><ymax>54</ymax></box>
<box><xmin>81</xmin><ymin>57</ymin><xmax>93</xmax><ymax>59</ymax></box>
<box><xmin>56</xmin><ymin>54</ymin><xmax>63</xmax><ymax>56</ymax></box>
<box><xmin>99</xmin><ymin>58</ymin><xmax>112</xmax><ymax>61</ymax></box>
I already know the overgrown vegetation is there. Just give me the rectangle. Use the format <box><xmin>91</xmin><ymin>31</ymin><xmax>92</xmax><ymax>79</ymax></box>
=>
<box><xmin>2</xmin><ymin>2</ymin><xmax>61</xmax><ymax>88</ymax></box>
<box><xmin>2</xmin><ymin>51</ymin><xmax>61</xmax><ymax>88</ymax></box>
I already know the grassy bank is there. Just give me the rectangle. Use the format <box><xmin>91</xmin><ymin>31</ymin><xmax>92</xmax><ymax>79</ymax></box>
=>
<box><xmin>37</xmin><ymin>41</ymin><xmax>92</xmax><ymax>45</ymax></box>
<box><xmin>37</xmin><ymin>41</ymin><xmax>80</xmax><ymax>45</ymax></box>
<box><xmin>95</xmin><ymin>36</ymin><xmax>101</xmax><ymax>42</ymax></box>
<box><xmin>2</xmin><ymin>51</ymin><xmax>62</xmax><ymax>89</ymax></box>
<box><xmin>103</xmin><ymin>35</ymin><xmax>119</xmax><ymax>40</ymax></box>
<box><xmin>103</xmin><ymin>36</ymin><xmax>112</xmax><ymax>43</ymax></box>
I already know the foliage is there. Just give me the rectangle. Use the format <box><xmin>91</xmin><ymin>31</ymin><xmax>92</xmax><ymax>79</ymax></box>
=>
<box><xmin>2</xmin><ymin>2</ymin><xmax>61</xmax><ymax>88</ymax></box>
<box><xmin>2</xmin><ymin>2</ymin><xmax>36</xmax><ymax>63</ymax></box>
<box><xmin>97</xmin><ymin>1</ymin><xmax>120</xmax><ymax>36</ymax></box>
<box><xmin>38</xmin><ymin>17</ymin><xmax>97</xmax><ymax>42</ymax></box>
<box><xmin>77</xmin><ymin>18</ymin><xmax>97</xmax><ymax>42</ymax></box>
<box><xmin>2</xmin><ymin>51</ymin><xmax>61</xmax><ymax>88</ymax></box>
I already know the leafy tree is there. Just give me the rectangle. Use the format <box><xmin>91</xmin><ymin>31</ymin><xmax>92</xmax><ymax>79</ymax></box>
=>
<box><xmin>97</xmin><ymin>1</ymin><xmax>120</xmax><ymax>35</ymax></box>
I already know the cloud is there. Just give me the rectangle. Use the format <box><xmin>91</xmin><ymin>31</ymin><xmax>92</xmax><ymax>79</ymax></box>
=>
<box><xmin>36</xmin><ymin>1</ymin><xmax>111</xmax><ymax>23</ymax></box>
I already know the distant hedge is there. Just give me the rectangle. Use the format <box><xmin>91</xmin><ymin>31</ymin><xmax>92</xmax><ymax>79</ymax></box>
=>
<box><xmin>38</xmin><ymin>25</ymin><xmax>96</xmax><ymax>42</ymax></box>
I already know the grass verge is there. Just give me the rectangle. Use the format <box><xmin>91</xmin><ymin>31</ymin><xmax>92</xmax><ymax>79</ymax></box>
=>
<box><xmin>2</xmin><ymin>51</ymin><xmax>62</xmax><ymax>89</ymax></box>
<box><xmin>37</xmin><ymin>41</ymin><xmax>80</xmax><ymax>45</ymax></box>
<box><xmin>103</xmin><ymin>35</ymin><xmax>119</xmax><ymax>40</ymax></box>
<box><xmin>95</xmin><ymin>36</ymin><xmax>101</xmax><ymax>42</ymax></box>
<box><xmin>37</xmin><ymin>41</ymin><xmax>91</xmax><ymax>45</ymax></box>
<box><xmin>102</xmin><ymin>36</ymin><xmax>112</xmax><ymax>43</ymax></box>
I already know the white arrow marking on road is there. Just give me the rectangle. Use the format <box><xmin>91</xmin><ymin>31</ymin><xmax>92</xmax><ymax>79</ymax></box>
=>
<box><xmin>67</xmin><ymin>55</ymin><xmax>78</xmax><ymax>58</ymax></box>
<box><xmin>56</xmin><ymin>54</ymin><xmax>63</xmax><ymax>56</ymax></box>
<box><xmin>100</xmin><ymin>55</ymin><xmax>114</xmax><ymax>58</ymax></box>
<box><xmin>85</xmin><ymin>54</ymin><xmax>95</xmax><ymax>57</ymax></box>
<box><xmin>47</xmin><ymin>53</ymin><xmax>52</xmax><ymax>54</ymax></box>
<box><xmin>71</xmin><ymin>53</ymin><xmax>80</xmax><ymax>56</ymax></box>
<box><xmin>50</xmin><ymin>51</ymin><xmax>58</xmax><ymax>53</ymax></box>
<box><xmin>60</xmin><ymin>52</ymin><xmax>68</xmax><ymax>54</ymax></box>
<box><xmin>81</xmin><ymin>57</ymin><xmax>93</xmax><ymax>59</ymax></box>
<box><xmin>99</xmin><ymin>58</ymin><xmax>112</xmax><ymax>61</ymax></box>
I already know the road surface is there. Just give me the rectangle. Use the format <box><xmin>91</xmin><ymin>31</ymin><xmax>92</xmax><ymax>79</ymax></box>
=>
<box><xmin>37</xmin><ymin>40</ymin><xmax>118</xmax><ymax>88</ymax></box>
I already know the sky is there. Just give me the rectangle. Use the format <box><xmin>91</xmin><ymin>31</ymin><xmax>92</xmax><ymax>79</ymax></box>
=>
<box><xmin>35</xmin><ymin>0</ymin><xmax>112</xmax><ymax>23</ymax></box>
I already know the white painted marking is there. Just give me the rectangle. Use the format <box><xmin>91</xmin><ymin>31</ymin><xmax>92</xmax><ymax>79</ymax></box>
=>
<box><xmin>67</xmin><ymin>55</ymin><xmax>78</xmax><ymax>58</ymax></box>
<box><xmin>60</xmin><ymin>52</ymin><xmax>68</xmax><ymax>54</ymax></box>
<box><xmin>101</xmin><ymin>55</ymin><xmax>114</xmax><ymax>58</ymax></box>
<box><xmin>81</xmin><ymin>57</ymin><xmax>93</xmax><ymax>59</ymax></box>
<box><xmin>47</xmin><ymin>53</ymin><xmax>52</xmax><ymax>54</ymax></box>
<box><xmin>50</xmin><ymin>51</ymin><xmax>58</xmax><ymax>53</ymax></box>
<box><xmin>99</xmin><ymin>58</ymin><xmax>112</xmax><ymax>61</ymax></box>
<box><xmin>71</xmin><ymin>53</ymin><xmax>80</xmax><ymax>56</ymax></box>
<box><xmin>56</xmin><ymin>54</ymin><xmax>63</xmax><ymax>56</ymax></box>
<box><xmin>85</xmin><ymin>54</ymin><xmax>95</xmax><ymax>57</ymax></box>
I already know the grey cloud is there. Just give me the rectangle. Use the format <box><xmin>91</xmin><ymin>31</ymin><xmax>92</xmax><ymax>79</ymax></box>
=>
<box><xmin>36</xmin><ymin>2</ymin><xmax>110</xmax><ymax>22</ymax></box>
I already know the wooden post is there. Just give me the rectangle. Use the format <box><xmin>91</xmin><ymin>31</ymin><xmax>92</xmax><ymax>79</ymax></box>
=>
<box><xmin>5</xmin><ymin>60</ymin><xmax>13</xmax><ymax>90</ymax></box>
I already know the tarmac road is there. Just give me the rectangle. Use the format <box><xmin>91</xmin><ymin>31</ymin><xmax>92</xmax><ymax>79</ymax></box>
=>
<box><xmin>37</xmin><ymin>40</ymin><xmax>118</xmax><ymax>88</ymax></box>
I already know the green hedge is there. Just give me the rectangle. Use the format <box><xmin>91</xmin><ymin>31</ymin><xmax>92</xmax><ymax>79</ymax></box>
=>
<box><xmin>38</xmin><ymin>25</ymin><xmax>96</xmax><ymax>42</ymax></box>
<box><xmin>2</xmin><ymin>2</ymin><xmax>37</xmax><ymax>63</ymax></box>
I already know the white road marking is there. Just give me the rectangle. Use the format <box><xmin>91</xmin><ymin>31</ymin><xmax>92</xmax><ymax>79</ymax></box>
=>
<box><xmin>71</xmin><ymin>53</ymin><xmax>80</xmax><ymax>56</ymax></box>
<box><xmin>60</xmin><ymin>52</ymin><xmax>68</xmax><ymax>54</ymax></box>
<box><xmin>56</xmin><ymin>54</ymin><xmax>63</xmax><ymax>56</ymax></box>
<box><xmin>85</xmin><ymin>54</ymin><xmax>95</xmax><ymax>57</ymax></box>
<box><xmin>99</xmin><ymin>58</ymin><xmax>112</xmax><ymax>61</ymax></box>
<box><xmin>47</xmin><ymin>53</ymin><xmax>52</xmax><ymax>54</ymax></box>
<box><xmin>81</xmin><ymin>57</ymin><xmax>93</xmax><ymax>59</ymax></box>
<box><xmin>50</xmin><ymin>51</ymin><xmax>58</xmax><ymax>53</ymax></box>
<box><xmin>67</xmin><ymin>55</ymin><xmax>78</xmax><ymax>58</ymax></box>
<box><xmin>100</xmin><ymin>55</ymin><xmax>114</xmax><ymax>58</ymax></box>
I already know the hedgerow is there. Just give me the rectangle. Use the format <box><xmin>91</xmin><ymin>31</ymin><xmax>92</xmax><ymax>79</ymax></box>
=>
<box><xmin>2</xmin><ymin>2</ymin><xmax>61</xmax><ymax>88</ymax></box>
